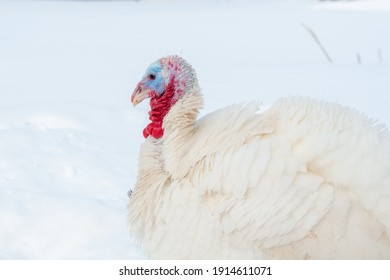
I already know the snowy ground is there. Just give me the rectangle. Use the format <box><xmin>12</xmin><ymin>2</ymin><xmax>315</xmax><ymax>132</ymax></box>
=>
<box><xmin>0</xmin><ymin>0</ymin><xmax>389</xmax><ymax>259</ymax></box>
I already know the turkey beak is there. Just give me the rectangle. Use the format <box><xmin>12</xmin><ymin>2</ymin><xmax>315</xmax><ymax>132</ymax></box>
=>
<box><xmin>131</xmin><ymin>84</ymin><xmax>152</xmax><ymax>106</ymax></box>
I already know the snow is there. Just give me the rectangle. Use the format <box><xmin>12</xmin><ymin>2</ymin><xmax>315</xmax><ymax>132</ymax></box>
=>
<box><xmin>0</xmin><ymin>0</ymin><xmax>389</xmax><ymax>259</ymax></box>
<box><xmin>315</xmin><ymin>0</ymin><xmax>390</xmax><ymax>11</ymax></box>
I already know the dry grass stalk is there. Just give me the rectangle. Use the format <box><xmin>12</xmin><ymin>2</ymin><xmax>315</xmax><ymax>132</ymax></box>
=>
<box><xmin>302</xmin><ymin>23</ymin><xmax>333</xmax><ymax>63</ymax></box>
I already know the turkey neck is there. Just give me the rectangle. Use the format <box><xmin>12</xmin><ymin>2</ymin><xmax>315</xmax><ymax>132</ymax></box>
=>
<box><xmin>161</xmin><ymin>87</ymin><xmax>204</xmax><ymax>175</ymax></box>
<box><xmin>143</xmin><ymin>79</ymin><xmax>177</xmax><ymax>139</ymax></box>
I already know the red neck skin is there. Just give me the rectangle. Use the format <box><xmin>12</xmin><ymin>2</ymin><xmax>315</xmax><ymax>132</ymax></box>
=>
<box><xmin>143</xmin><ymin>78</ymin><xmax>177</xmax><ymax>139</ymax></box>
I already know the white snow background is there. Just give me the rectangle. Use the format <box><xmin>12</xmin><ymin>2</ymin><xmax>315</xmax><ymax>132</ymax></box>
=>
<box><xmin>0</xmin><ymin>0</ymin><xmax>389</xmax><ymax>259</ymax></box>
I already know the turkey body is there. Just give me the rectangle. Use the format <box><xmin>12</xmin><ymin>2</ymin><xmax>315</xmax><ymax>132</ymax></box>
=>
<box><xmin>128</xmin><ymin>56</ymin><xmax>390</xmax><ymax>259</ymax></box>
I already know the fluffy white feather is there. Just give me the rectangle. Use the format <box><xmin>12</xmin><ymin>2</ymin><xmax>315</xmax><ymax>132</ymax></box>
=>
<box><xmin>129</xmin><ymin>56</ymin><xmax>390</xmax><ymax>259</ymax></box>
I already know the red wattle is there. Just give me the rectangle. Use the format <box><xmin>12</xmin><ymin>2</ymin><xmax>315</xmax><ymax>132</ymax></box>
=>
<box><xmin>143</xmin><ymin>78</ymin><xmax>177</xmax><ymax>139</ymax></box>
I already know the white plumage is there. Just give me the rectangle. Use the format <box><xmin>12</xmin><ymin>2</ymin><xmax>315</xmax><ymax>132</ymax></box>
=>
<box><xmin>128</xmin><ymin>55</ymin><xmax>390</xmax><ymax>259</ymax></box>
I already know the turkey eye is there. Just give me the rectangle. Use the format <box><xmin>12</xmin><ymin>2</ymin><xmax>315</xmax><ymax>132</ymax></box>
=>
<box><xmin>148</xmin><ymin>74</ymin><xmax>156</xmax><ymax>80</ymax></box>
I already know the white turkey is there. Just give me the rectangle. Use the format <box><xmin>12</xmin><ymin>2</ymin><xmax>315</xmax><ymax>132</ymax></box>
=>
<box><xmin>128</xmin><ymin>55</ymin><xmax>390</xmax><ymax>259</ymax></box>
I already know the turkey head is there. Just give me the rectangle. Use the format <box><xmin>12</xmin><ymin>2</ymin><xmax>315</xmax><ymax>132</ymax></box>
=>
<box><xmin>131</xmin><ymin>55</ymin><xmax>198</xmax><ymax>139</ymax></box>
